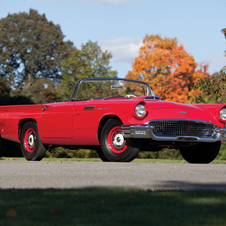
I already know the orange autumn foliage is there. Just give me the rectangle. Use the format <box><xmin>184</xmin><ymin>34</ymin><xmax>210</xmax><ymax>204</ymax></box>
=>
<box><xmin>125</xmin><ymin>34</ymin><xmax>209</xmax><ymax>103</ymax></box>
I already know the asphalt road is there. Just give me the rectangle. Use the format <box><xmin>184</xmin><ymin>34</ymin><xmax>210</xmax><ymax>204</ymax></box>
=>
<box><xmin>1</xmin><ymin>160</ymin><xmax>226</xmax><ymax>191</ymax></box>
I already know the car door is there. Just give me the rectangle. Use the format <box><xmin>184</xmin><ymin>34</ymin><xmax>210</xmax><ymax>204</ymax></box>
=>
<box><xmin>39</xmin><ymin>102</ymin><xmax>74</xmax><ymax>139</ymax></box>
<box><xmin>72</xmin><ymin>100</ymin><xmax>102</xmax><ymax>145</ymax></box>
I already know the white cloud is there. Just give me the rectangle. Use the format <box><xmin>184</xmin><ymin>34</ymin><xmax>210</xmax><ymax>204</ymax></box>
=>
<box><xmin>100</xmin><ymin>37</ymin><xmax>143</xmax><ymax>62</ymax></box>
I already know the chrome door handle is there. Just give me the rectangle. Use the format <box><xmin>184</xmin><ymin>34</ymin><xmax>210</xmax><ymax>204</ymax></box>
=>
<box><xmin>42</xmin><ymin>106</ymin><xmax>49</xmax><ymax>111</ymax></box>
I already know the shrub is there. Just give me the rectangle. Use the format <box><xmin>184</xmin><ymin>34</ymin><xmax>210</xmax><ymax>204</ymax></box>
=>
<box><xmin>45</xmin><ymin>147</ymin><xmax>99</xmax><ymax>159</ymax></box>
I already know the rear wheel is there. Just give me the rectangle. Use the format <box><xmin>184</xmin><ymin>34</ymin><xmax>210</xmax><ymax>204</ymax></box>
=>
<box><xmin>180</xmin><ymin>141</ymin><xmax>221</xmax><ymax>164</ymax></box>
<box><xmin>100</xmin><ymin>119</ymin><xmax>141</xmax><ymax>162</ymax></box>
<box><xmin>20</xmin><ymin>121</ymin><xmax>46</xmax><ymax>161</ymax></box>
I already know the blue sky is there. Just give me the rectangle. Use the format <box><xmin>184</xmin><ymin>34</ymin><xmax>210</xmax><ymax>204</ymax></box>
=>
<box><xmin>1</xmin><ymin>0</ymin><xmax>226</xmax><ymax>78</ymax></box>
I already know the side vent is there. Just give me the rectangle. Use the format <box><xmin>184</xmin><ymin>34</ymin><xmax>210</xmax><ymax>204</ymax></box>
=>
<box><xmin>83</xmin><ymin>106</ymin><xmax>95</xmax><ymax>111</ymax></box>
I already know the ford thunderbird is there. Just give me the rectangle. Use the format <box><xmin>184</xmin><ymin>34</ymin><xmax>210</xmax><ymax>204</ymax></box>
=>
<box><xmin>1</xmin><ymin>77</ymin><xmax>226</xmax><ymax>163</ymax></box>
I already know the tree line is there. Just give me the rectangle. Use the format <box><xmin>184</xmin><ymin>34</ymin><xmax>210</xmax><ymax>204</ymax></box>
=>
<box><xmin>1</xmin><ymin>9</ymin><xmax>225</xmax><ymax>105</ymax></box>
<box><xmin>0</xmin><ymin>9</ymin><xmax>226</xmax><ymax>158</ymax></box>
<box><xmin>0</xmin><ymin>9</ymin><xmax>117</xmax><ymax>105</ymax></box>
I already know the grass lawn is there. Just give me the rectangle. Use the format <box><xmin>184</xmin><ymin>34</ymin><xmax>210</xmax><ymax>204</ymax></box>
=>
<box><xmin>1</xmin><ymin>189</ymin><xmax>226</xmax><ymax>226</ymax></box>
<box><xmin>1</xmin><ymin>158</ymin><xmax>226</xmax><ymax>225</ymax></box>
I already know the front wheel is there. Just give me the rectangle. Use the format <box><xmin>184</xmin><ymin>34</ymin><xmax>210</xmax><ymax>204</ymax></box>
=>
<box><xmin>20</xmin><ymin>121</ymin><xmax>46</xmax><ymax>161</ymax></box>
<box><xmin>100</xmin><ymin>119</ymin><xmax>141</xmax><ymax>162</ymax></box>
<box><xmin>180</xmin><ymin>141</ymin><xmax>221</xmax><ymax>164</ymax></box>
<box><xmin>97</xmin><ymin>149</ymin><xmax>110</xmax><ymax>162</ymax></box>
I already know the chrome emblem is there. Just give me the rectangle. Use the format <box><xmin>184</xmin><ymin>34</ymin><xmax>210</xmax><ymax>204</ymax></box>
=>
<box><xmin>179</xmin><ymin>111</ymin><xmax>187</xmax><ymax>114</ymax></box>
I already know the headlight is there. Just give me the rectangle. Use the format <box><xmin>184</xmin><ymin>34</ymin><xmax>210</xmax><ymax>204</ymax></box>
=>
<box><xmin>135</xmin><ymin>104</ymin><xmax>146</xmax><ymax>117</ymax></box>
<box><xmin>220</xmin><ymin>108</ymin><xmax>226</xmax><ymax>120</ymax></box>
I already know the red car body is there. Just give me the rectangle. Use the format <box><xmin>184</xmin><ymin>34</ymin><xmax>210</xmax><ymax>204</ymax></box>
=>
<box><xmin>0</xmin><ymin>77</ymin><xmax>226</xmax><ymax>163</ymax></box>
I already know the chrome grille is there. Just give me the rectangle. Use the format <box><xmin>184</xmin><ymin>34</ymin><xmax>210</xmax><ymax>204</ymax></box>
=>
<box><xmin>148</xmin><ymin>120</ymin><xmax>216</xmax><ymax>138</ymax></box>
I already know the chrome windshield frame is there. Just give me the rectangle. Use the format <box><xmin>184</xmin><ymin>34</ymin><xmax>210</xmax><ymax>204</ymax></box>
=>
<box><xmin>70</xmin><ymin>77</ymin><xmax>155</xmax><ymax>101</ymax></box>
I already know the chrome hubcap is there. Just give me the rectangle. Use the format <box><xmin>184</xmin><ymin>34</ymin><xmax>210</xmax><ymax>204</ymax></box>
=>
<box><xmin>27</xmin><ymin>132</ymin><xmax>36</xmax><ymax>149</ymax></box>
<box><xmin>112</xmin><ymin>132</ymin><xmax>126</xmax><ymax>149</ymax></box>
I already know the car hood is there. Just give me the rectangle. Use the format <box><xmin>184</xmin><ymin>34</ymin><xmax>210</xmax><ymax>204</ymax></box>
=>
<box><xmin>144</xmin><ymin>100</ymin><xmax>216</xmax><ymax>123</ymax></box>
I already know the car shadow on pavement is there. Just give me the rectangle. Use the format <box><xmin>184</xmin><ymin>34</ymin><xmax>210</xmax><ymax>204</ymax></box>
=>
<box><xmin>150</xmin><ymin>180</ymin><xmax>226</xmax><ymax>191</ymax></box>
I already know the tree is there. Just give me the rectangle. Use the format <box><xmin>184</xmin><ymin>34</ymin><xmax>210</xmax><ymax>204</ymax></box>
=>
<box><xmin>57</xmin><ymin>40</ymin><xmax>117</xmax><ymax>100</ymax></box>
<box><xmin>20</xmin><ymin>78</ymin><xmax>57</xmax><ymax>104</ymax></box>
<box><xmin>222</xmin><ymin>28</ymin><xmax>226</xmax><ymax>57</ymax></box>
<box><xmin>0</xmin><ymin>77</ymin><xmax>10</xmax><ymax>96</ymax></box>
<box><xmin>193</xmin><ymin>29</ymin><xmax>226</xmax><ymax>103</ymax></box>
<box><xmin>125</xmin><ymin>34</ymin><xmax>209</xmax><ymax>103</ymax></box>
<box><xmin>0</xmin><ymin>9</ymin><xmax>74</xmax><ymax>90</ymax></box>
<box><xmin>194</xmin><ymin>67</ymin><xmax>226</xmax><ymax>103</ymax></box>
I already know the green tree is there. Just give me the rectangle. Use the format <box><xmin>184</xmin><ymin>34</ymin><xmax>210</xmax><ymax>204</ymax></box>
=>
<box><xmin>193</xmin><ymin>29</ymin><xmax>226</xmax><ymax>103</ymax></box>
<box><xmin>222</xmin><ymin>28</ymin><xmax>226</xmax><ymax>57</ymax></box>
<box><xmin>57</xmin><ymin>40</ymin><xmax>117</xmax><ymax>100</ymax></box>
<box><xmin>194</xmin><ymin>67</ymin><xmax>226</xmax><ymax>103</ymax></box>
<box><xmin>0</xmin><ymin>77</ymin><xmax>10</xmax><ymax>96</ymax></box>
<box><xmin>20</xmin><ymin>78</ymin><xmax>57</xmax><ymax>104</ymax></box>
<box><xmin>0</xmin><ymin>9</ymin><xmax>74</xmax><ymax>91</ymax></box>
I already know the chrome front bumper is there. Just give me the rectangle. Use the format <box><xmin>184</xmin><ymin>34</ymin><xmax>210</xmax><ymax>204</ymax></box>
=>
<box><xmin>121</xmin><ymin>125</ymin><xmax>226</xmax><ymax>143</ymax></box>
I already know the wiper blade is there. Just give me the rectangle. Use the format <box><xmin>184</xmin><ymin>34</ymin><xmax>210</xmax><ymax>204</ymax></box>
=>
<box><xmin>73</xmin><ymin>98</ymin><xmax>103</xmax><ymax>101</ymax></box>
<box><xmin>73</xmin><ymin>99</ymin><xmax>90</xmax><ymax>101</ymax></box>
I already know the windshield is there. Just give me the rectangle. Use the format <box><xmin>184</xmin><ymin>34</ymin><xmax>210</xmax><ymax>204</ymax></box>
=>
<box><xmin>73</xmin><ymin>79</ymin><xmax>154</xmax><ymax>100</ymax></box>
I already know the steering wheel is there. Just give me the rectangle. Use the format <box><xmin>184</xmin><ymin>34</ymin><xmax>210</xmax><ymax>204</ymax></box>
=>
<box><xmin>125</xmin><ymin>94</ymin><xmax>136</xmax><ymax>98</ymax></box>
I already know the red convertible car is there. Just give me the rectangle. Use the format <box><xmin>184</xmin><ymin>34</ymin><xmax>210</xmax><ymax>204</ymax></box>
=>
<box><xmin>1</xmin><ymin>77</ymin><xmax>226</xmax><ymax>163</ymax></box>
